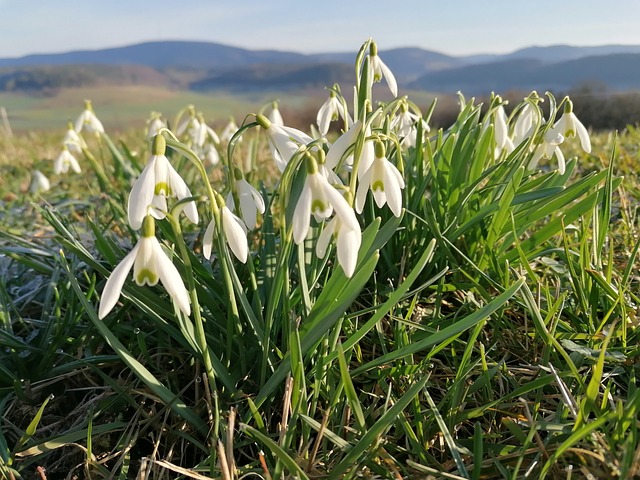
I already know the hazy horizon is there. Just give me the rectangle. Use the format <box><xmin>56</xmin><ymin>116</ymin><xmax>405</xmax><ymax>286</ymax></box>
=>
<box><xmin>2</xmin><ymin>0</ymin><xmax>640</xmax><ymax>59</ymax></box>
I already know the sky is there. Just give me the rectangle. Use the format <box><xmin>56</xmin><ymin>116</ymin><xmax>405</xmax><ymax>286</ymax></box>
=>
<box><xmin>2</xmin><ymin>0</ymin><xmax>640</xmax><ymax>58</ymax></box>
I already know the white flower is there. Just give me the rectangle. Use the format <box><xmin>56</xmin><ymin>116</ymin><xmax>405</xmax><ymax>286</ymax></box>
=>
<box><xmin>191</xmin><ymin>114</ymin><xmax>220</xmax><ymax>149</ymax></box>
<box><xmin>98</xmin><ymin>215</ymin><xmax>191</xmax><ymax>319</ymax></box>
<box><xmin>203</xmin><ymin>205</ymin><xmax>249</xmax><ymax>263</ymax></box>
<box><xmin>202</xmin><ymin>143</ymin><xmax>220</xmax><ymax>166</ymax></box>
<box><xmin>267</xmin><ymin>102</ymin><xmax>284</xmax><ymax>126</ymax></box>
<box><xmin>547</xmin><ymin>99</ymin><xmax>591</xmax><ymax>153</ymax></box>
<box><xmin>63</xmin><ymin>122</ymin><xmax>87</xmax><ymax>153</ymax></box>
<box><xmin>293</xmin><ymin>156</ymin><xmax>359</xmax><ymax>244</ymax></box>
<box><xmin>325</xmin><ymin>120</ymin><xmax>374</xmax><ymax>177</ymax></box>
<box><xmin>368</xmin><ymin>42</ymin><xmax>397</xmax><ymax>97</ymax></box>
<box><xmin>356</xmin><ymin>140</ymin><xmax>405</xmax><ymax>217</ymax></box>
<box><xmin>257</xmin><ymin>114</ymin><xmax>313</xmax><ymax>172</ymax></box>
<box><xmin>226</xmin><ymin>176</ymin><xmax>265</xmax><ymax>230</ymax></box>
<box><xmin>317</xmin><ymin>92</ymin><xmax>351</xmax><ymax>135</ymax></box>
<box><xmin>529</xmin><ymin>131</ymin><xmax>566</xmax><ymax>174</ymax></box>
<box><xmin>54</xmin><ymin>147</ymin><xmax>81</xmax><ymax>174</ymax></box>
<box><xmin>221</xmin><ymin>117</ymin><xmax>241</xmax><ymax>143</ymax></box>
<box><xmin>146</xmin><ymin>114</ymin><xmax>166</xmax><ymax>139</ymax></box>
<box><xmin>316</xmin><ymin>206</ymin><xmax>361</xmax><ymax>278</ymax></box>
<box><xmin>127</xmin><ymin>135</ymin><xmax>198</xmax><ymax>230</ymax></box>
<box><xmin>512</xmin><ymin>95</ymin><xmax>542</xmax><ymax>145</ymax></box>
<box><xmin>74</xmin><ymin>100</ymin><xmax>104</xmax><ymax>134</ymax></box>
<box><xmin>30</xmin><ymin>170</ymin><xmax>50</xmax><ymax>194</ymax></box>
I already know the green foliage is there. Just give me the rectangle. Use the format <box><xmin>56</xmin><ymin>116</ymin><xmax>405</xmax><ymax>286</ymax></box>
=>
<box><xmin>0</xmin><ymin>39</ymin><xmax>639</xmax><ymax>479</ymax></box>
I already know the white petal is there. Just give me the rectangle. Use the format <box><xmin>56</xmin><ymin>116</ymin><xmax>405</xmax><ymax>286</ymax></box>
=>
<box><xmin>322</xmin><ymin>182</ymin><xmax>359</xmax><ymax>232</ymax></box>
<box><xmin>222</xmin><ymin>207</ymin><xmax>249</xmax><ymax>263</ymax></box>
<box><xmin>292</xmin><ymin>181</ymin><xmax>312</xmax><ymax>244</ymax></box>
<box><xmin>574</xmin><ymin>117</ymin><xmax>591</xmax><ymax>153</ymax></box>
<box><xmin>378</xmin><ymin>58</ymin><xmax>398</xmax><ymax>97</ymax></box>
<box><xmin>555</xmin><ymin>146</ymin><xmax>566</xmax><ymax>175</ymax></box>
<box><xmin>128</xmin><ymin>157</ymin><xmax>158</xmax><ymax>230</ymax></box>
<box><xmin>383</xmin><ymin>162</ymin><xmax>403</xmax><ymax>217</ymax></box>
<box><xmin>325</xmin><ymin>120</ymin><xmax>361</xmax><ymax>169</ymax></box>
<box><xmin>153</xmin><ymin>240</ymin><xmax>191</xmax><ymax>316</ymax></box>
<box><xmin>98</xmin><ymin>244</ymin><xmax>139</xmax><ymax>319</ymax></box>
<box><xmin>315</xmin><ymin>218</ymin><xmax>336</xmax><ymax>259</ymax></box>
<box><xmin>203</xmin><ymin>218</ymin><xmax>215</xmax><ymax>260</ymax></box>
<box><xmin>355</xmin><ymin>166</ymin><xmax>372</xmax><ymax>214</ymax></box>
<box><xmin>317</xmin><ymin>99</ymin><xmax>333</xmax><ymax>135</ymax></box>
<box><xmin>337</xmin><ymin>226</ymin><xmax>361</xmax><ymax>278</ymax></box>
<box><xmin>168</xmin><ymin>164</ymin><xmax>198</xmax><ymax>225</ymax></box>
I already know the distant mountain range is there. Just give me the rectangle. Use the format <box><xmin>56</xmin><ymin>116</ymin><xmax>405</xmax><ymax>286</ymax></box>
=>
<box><xmin>1</xmin><ymin>40</ymin><xmax>640</xmax><ymax>94</ymax></box>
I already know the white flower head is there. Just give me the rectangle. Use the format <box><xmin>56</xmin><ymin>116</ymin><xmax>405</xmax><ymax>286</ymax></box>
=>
<box><xmin>203</xmin><ymin>202</ymin><xmax>249</xmax><ymax>263</ymax></box>
<box><xmin>356</xmin><ymin>140</ymin><xmax>405</xmax><ymax>217</ymax></box>
<box><xmin>74</xmin><ymin>100</ymin><xmax>104</xmax><ymax>134</ymax></box>
<box><xmin>127</xmin><ymin>134</ymin><xmax>198</xmax><ymax>230</ymax></box>
<box><xmin>548</xmin><ymin>98</ymin><xmax>591</xmax><ymax>154</ymax></box>
<box><xmin>226</xmin><ymin>170</ymin><xmax>266</xmax><ymax>231</ymax></box>
<box><xmin>256</xmin><ymin>114</ymin><xmax>313</xmax><ymax>172</ymax></box>
<box><xmin>529</xmin><ymin>130</ymin><xmax>566</xmax><ymax>174</ymax></box>
<box><xmin>63</xmin><ymin>121</ymin><xmax>87</xmax><ymax>153</ymax></box>
<box><xmin>98</xmin><ymin>215</ymin><xmax>191</xmax><ymax>319</ymax></box>
<box><xmin>267</xmin><ymin>101</ymin><xmax>284</xmax><ymax>127</ymax></box>
<box><xmin>30</xmin><ymin>170</ymin><xmax>50</xmax><ymax>194</ymax></box>
<box><xmin>317</xmin><ymin>91</ymin><xmax>351</xmax><ymax>136</ymax></box>
<box><xmin>54</xmin><ymin>147</ymin><xmax>81</xmax><ymax>174</ymax></box>
<box><xmin>368</xmin><ymin>41</ymin><xmax>398</xmax><ymax>97</ymax></box>
<box><xmin>293</xmin><ymin>154</ymin><xmax>359</xmax><ymax>245</ymax></box>
<box><xmin>146</xmin><ymin>113</ymin><xmax>166</xmax><ymax>139</ymax></box>
<box><xmin>221</xmin><ymin>117</ymin><xmax>241</xmax><ymax>143</ymax></box>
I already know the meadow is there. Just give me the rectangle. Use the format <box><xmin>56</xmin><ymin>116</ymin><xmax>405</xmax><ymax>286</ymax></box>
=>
<box><xmin>1</xmin><ymin>39</ymin><xmax>639</xmax><ymax>479</ymax></box>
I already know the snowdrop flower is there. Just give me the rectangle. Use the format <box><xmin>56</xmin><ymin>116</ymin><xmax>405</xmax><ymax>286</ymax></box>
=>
<box><xmin>30</xmin><ymin>170</ymin><xmax>50</xmax><ymax>194</ymax></box>
<box><xmin>317</xmin><ymin>91</ymin><xmax>351</xmax><ymax>136</ymax></box>
<box><xmin>482</xmin><ymin>103</ymin><xmax>513</xmax><ymax>158</ymax></box>
<box><xmin>127</xmin><ymin>134</ymin><xmax>198</xmax><ymax>230</ymax></box>
<box><xmin>74</xmin><ymin>100</ymin><xmax>104</xmax><ymax>134</ymax></box>
<box><xmin>547</xmin><ymin>98</ymin><xmax>591</xmax><ymax>154</ymax></box>
<box><xmin>368</xmin><ymin>41</ymin><xmax>397</xmax><ymax>97</ymax></box>
<box><xmin>146</xmin><ymin>112</ymin><xmax>166</xmax><ymax>139</ymax></box>
<box><xmin>529</xmin><ymin>131</ymin><xmax>566</xmax><ymax>174</ymax></box>
<box><xmin>176</xmin><ymin>105</ymin><xmax>197</xmax><ymax>137</ymax></box>
<box><xmin>98</xmin><ymin>215</ymin><xmax>191</xmax><ymax>319</ymax></box>
<box><xmin>63</xmin><ymin>121</ymin><xmax>87</xmax><ymax>153</ymax></box>
<box><xmin>202</xmin><ymin>143</ymin><xmax>221</xmax><ymax>166</ymax></box>
<box><xmin>191</xmin><ymin>113</ymin><xmax>220</xmax><ymax>149</ymax></box>
<box><xmin>512</xmin><ymin>93</ymin><xmax>543</xmax><ymax>145</ymax></box>
<box><xmin>226</xmin><ymin>168</ymin><xmax>265</xmax><ymax>230</ymax></box>
<box><xmin>325</xmin><ymin>119</ymin><xmax>374</xmax><ymax>177</ymax></box>
<box><xmin>356</xmin><ymin>140</ymin><xmax>405</xmax><ymax>217</ymax></box>
<box><xmin>256</xmin><ymin>114</ymin><xmax>313</xmax><ymax>172</ymax></box>
<box><xmin>392</xmin><ymin>102</ymin><xmax>430</xmax><ymax>149</ymax></box>
<box><xmin>221</xmin><ymin>117</ymin><xmax>241</xmax><ymax>143</ymax></box>
<box><xmin>267</xmin><ymin>101</ymin><xmax>284</xmax><ymax>126</ymax></box>
<box><xmin>315</xmin><ymin>193</ymin><xmax>361</xmax><ymax>278</ymax></box>
<box><xmin>203</xmin><ymin>199</ymin><xmax>249</xmax><ymax>263</ymax></box>
<box><xmin>293</xmin><ymin>154</ymin><xmax>359</xmax><ymax>245</ymax></box>
<box><xmin>54</xmin><ymin>146</ymin><xmax>81</xmax><ymax>174</ymax></box>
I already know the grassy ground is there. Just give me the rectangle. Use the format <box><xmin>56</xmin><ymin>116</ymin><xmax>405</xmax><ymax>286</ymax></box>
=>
<box><xmin>0</xmin><ymin>76</ymin><xmax>639</xmax><ymax>479</ymax></box>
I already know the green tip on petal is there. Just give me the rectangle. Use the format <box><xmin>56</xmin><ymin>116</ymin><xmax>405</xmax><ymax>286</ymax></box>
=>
<box><xmin>141</xmin><ymin>215</ymin><xmax>156</xmax><ymax>237</ymax></box>
<box><xmin>152</xmin><ymin>134</ymin><xmax>166</xmax><ymax>155</ymax></box>
<box><xmin>374</xmin><ymin>139</ymin><xmax>386</xmax><ymax>158</ymax></box>
<box><xmin>256</xmin><ymin>114</ymin><xmax>271</xmax><ymax>129</ymax></box>
<box><xmin>564</xmin><ymin>98</ymin><xmax>574</xmax><ymax>113</ymax></box>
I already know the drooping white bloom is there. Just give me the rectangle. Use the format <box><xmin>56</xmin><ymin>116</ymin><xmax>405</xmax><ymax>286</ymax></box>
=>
<box><xmin>324</xmin><ymin>119</ymin><xmax>374</xmax><ymax>177</ymax></box>
<box><xmin>293</xmin><ymin>156</ymin><xmax>359</xmax><ymax>245</ymax></box>
<box><xmin>317</xmin><ymin>92</ymin><xmax>351</xmax><ymax>135</ymax></box>
<box><xmin>482</xmin><ymin>104</ymin><xmax>514</xmax><ymax>158</ymax></box>
<box><xmin>63</xmin><ymin>122</ymin><xmax>87</xmax><ymax>153</ymax></box>
<box><xmin>202</xmin><ymin>143</ymin><xmax>220</xmax><ymax>166</ymax></box>
<box><xmin>127</xmin><ymin>135</ymin><xmax>198</xmax><ymax>230</ymax></box>
<box><xmin>267</xmin><ymin>101</ymin><xmax>284</xmax><ymax>126</ymax></box>
<box><xmin>202</xmin><ymin>205</ymin><xmax>249</xmax><ymax>263</ymax></box>
<box><xmin>512</xmin><ymin>95</ymin><xmax>542</xmax><ymax>145</ymax></box>
<box><xmin>315</xmin><ymin>203</ymin><xmax>361</xmax><ymax>278</ymax></box>
<box><xmin>356</xmin><ymin>140</ymin><xmax>405</xmax><ymax>217</ymax></box>
<box><xmin>176</xmin><ymin>105</ymin><xmax>197</xmax><ymax>137</ymax></box>
<box><xmin>98</xmin><ymin>215</ymin><xmax>191</xmax><ymax>319</ymax></box>
<box><xmin>74</xmin><ymin>100</ymin><xmax>104</xmax><ymax>134</ymax></box>
<box><xmin>221</xmin><ymin>117</ymin><xmax>242</xmax><ymax>143</ymax></box>
<box><xmin>392</xmin><ymin>103</ymin><xmax>430</xmax><ymax>149</ymax></box>
<box><xmin>256</xmin><ymin>114</ymin><xmax>313</xmax><ymax>172</ymax></box>
<box><xmin>191</xmin><ymin>114</ymin><xmax>220</xmax><ymax>149</ymax></box>
<box><xmin>529</xmin><ymin>131</ymin><xmax>566</xmax><ymax>174</ymax></box>
<box><xmin>30</xmin><ymin>170</ymin><xmax>50</xmax><ymax>194</ymax></box>
<box><xmin>368</xmin><ymin>41</ymin><xmax>397</xmax><ymax>97</ymax></box>
<box><xmin>226</xmin><ymin>174</ymin><xmax>266</xmax><ymax>230</ymax></box>
<box><xmin>547</xmin><ymin>99</ymin><xmax>591</xmax><ymax>154</ymax></box>
<box><xmin>146</xmin><ymin>113</ymin><xmax>166</xmax><ymax>139</ymax></box>
<box><xmin>54</xmin><ymin>147</ymin><xmax>81</xmax><ymax>174</ymax></box>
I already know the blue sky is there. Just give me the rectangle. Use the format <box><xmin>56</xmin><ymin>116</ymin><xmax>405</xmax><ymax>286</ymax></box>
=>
<box><xmin>2</xmin><ymin>0</ymin><xmax>640</xmax><ymax>58</ymax></box>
